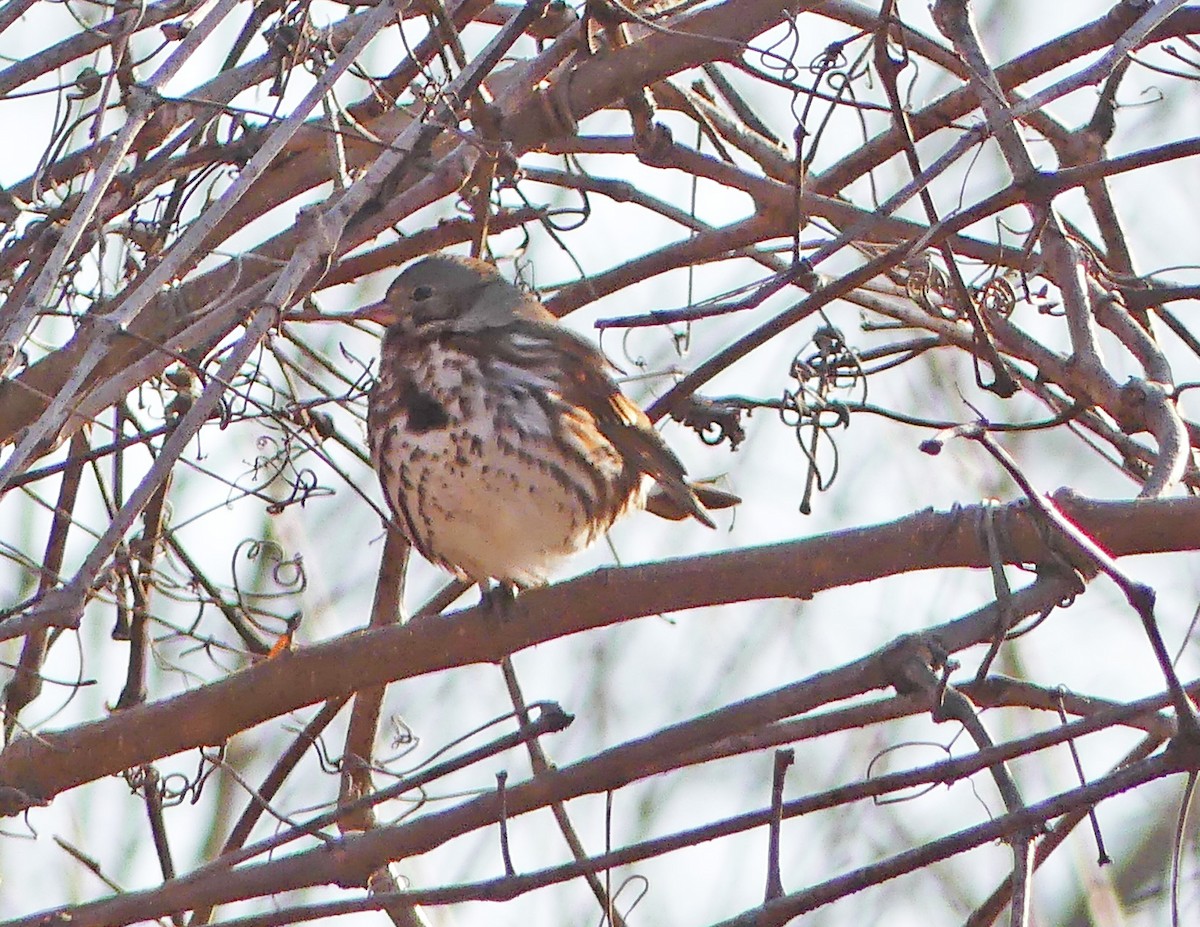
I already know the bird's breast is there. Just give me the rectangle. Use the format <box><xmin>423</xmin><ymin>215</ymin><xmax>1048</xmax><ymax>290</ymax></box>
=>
<box><xmin>368</xmin><ymin>342</ymin><xmax>642</xmax><ymax>584</ymax></box>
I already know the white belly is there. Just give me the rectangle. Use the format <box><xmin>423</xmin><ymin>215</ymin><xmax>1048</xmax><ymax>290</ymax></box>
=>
<box><xmin>403</xmin><ymin>425</ymin><xmax>600</xmax><ymax>585</ymax></box>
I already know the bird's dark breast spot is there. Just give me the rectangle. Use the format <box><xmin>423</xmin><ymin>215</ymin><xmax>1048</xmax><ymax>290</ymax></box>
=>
<box><xmin>402</xmin><ymin>386</ymin><xmax>451</xmax><ymax>433</ymax></box>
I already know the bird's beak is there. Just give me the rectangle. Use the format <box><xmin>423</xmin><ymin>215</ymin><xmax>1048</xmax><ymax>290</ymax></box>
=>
<box><xmin>348</xmin><ymin>297</ymin><xmax>400</xmax><ymax>326</ymax></box>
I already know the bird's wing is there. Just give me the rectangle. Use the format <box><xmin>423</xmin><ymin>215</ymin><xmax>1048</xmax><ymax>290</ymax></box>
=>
<box><xmin>449</xmin><ymin>317</ymin><xmax>715</xmax><ymax>527</ymax></box>
<box><xmin>535</xmin><ymin>324</ymin><xmax>716</xmax><ymax>528</ymax></box>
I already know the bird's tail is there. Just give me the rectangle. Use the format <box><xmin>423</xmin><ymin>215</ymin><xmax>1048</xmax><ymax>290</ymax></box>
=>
<box><xmin>645</xmin><ymin>480</ymin><xmax>740</xmax><ymax>526</ymax></box>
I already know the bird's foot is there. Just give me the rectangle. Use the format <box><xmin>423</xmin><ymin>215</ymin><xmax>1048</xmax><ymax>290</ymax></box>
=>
<box><xmin>479</xmin><ymin>582</ymin><xmax>518</xmax><ymax>621</ymax></box>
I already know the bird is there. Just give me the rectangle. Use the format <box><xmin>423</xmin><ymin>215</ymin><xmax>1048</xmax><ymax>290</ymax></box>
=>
<box><xmin>354</xmin><ymin>253</ymin><xmax>735</xmax><ymax>593</ymax></box>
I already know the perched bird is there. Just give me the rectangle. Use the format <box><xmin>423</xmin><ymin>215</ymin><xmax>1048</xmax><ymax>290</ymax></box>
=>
<box><xmin>355</xmin><ymin>254</ymin><xmax>734</xmax><ymax>591</ymax></box>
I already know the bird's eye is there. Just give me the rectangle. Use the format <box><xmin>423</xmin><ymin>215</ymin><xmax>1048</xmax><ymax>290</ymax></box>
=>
<box><xmin>411</xmin><ymin>285</ymin><xmax>434</xmax><ymax>302</ymax></box>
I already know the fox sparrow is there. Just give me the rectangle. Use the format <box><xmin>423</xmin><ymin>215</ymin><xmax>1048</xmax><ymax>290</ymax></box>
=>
<box><xmin>356</xmin><ymin>254</ymin><xmax>731</xmax><ymax>589</ymax></box>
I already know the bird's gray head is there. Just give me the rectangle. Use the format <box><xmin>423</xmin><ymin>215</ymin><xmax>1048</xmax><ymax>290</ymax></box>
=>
<box><xmin>355</xmin><ymin>254</ymin><xmax>550</xmax><ymax>335</ymax></box>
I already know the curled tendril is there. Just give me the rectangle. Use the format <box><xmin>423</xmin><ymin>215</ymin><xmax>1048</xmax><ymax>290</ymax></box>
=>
<box><xmin>778</xmin><ymin>326</ymin><xmax>867</xmax><ymax>510</ymax></box>
<box><xmin>508</xmin><ymin>171</ymin><xmax>591</xmax><ymax>233</ymax></box>
<box><xmin>265</xmin><ymin>466</ymin><xmax>325</xmax><ymax>514</ymax></box>
<box><xmin>755</xmin><ymin>13</ymin><xmax>801</xmax><ymax>84</ymax></box>
<box><xmin>189</xmin><ymin>745</ymin><xmax>227</xmax><ymax>805</ymax></box>
<box><xmin>155</xmin><ymin>770</ymin><xmax>196</xmax><ymax>808</ymax></box>
<box><xmin>307</xmin><ymin>728</ymin><xmax>345</xmax><ymax>775</ymax></box>
<box><xmin>977</xmin><ymin>277</ymin><xmax>1016</xmax><ymax>318</ymax></box>
<box><xmin>904</xmin><ymin>252</ymin><xmax>951</xmax><ymax>317</ymax></box>
<box><xmin>122</xmin><ymin>764</ymin><xmax>197</xmax><ymax>810</ymax></box>
<box><xmin>272</xmin><ymin>555</ymin><xmax>306</xmax><ymax>592</ymax></box>
<box><xmin>810</xmin><ymin>39</ymin><xmax>852</xmax><ymax>75</ymax></box>
<box><xmin>231</xmin><ymin>538</ymin><xmax>308</xmax><ymax>622</ymax></box>
<box><xmin>230</xmin><ymin>426</ymin><xmax>334</xmax><ymax>514</ymax></box>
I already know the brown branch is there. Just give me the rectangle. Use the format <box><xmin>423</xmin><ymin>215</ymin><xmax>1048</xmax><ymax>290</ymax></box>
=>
<box><xmin>3</xmin><ymin>494</ymin><xmax>1200</xmax><ymax>810</ymax></box>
